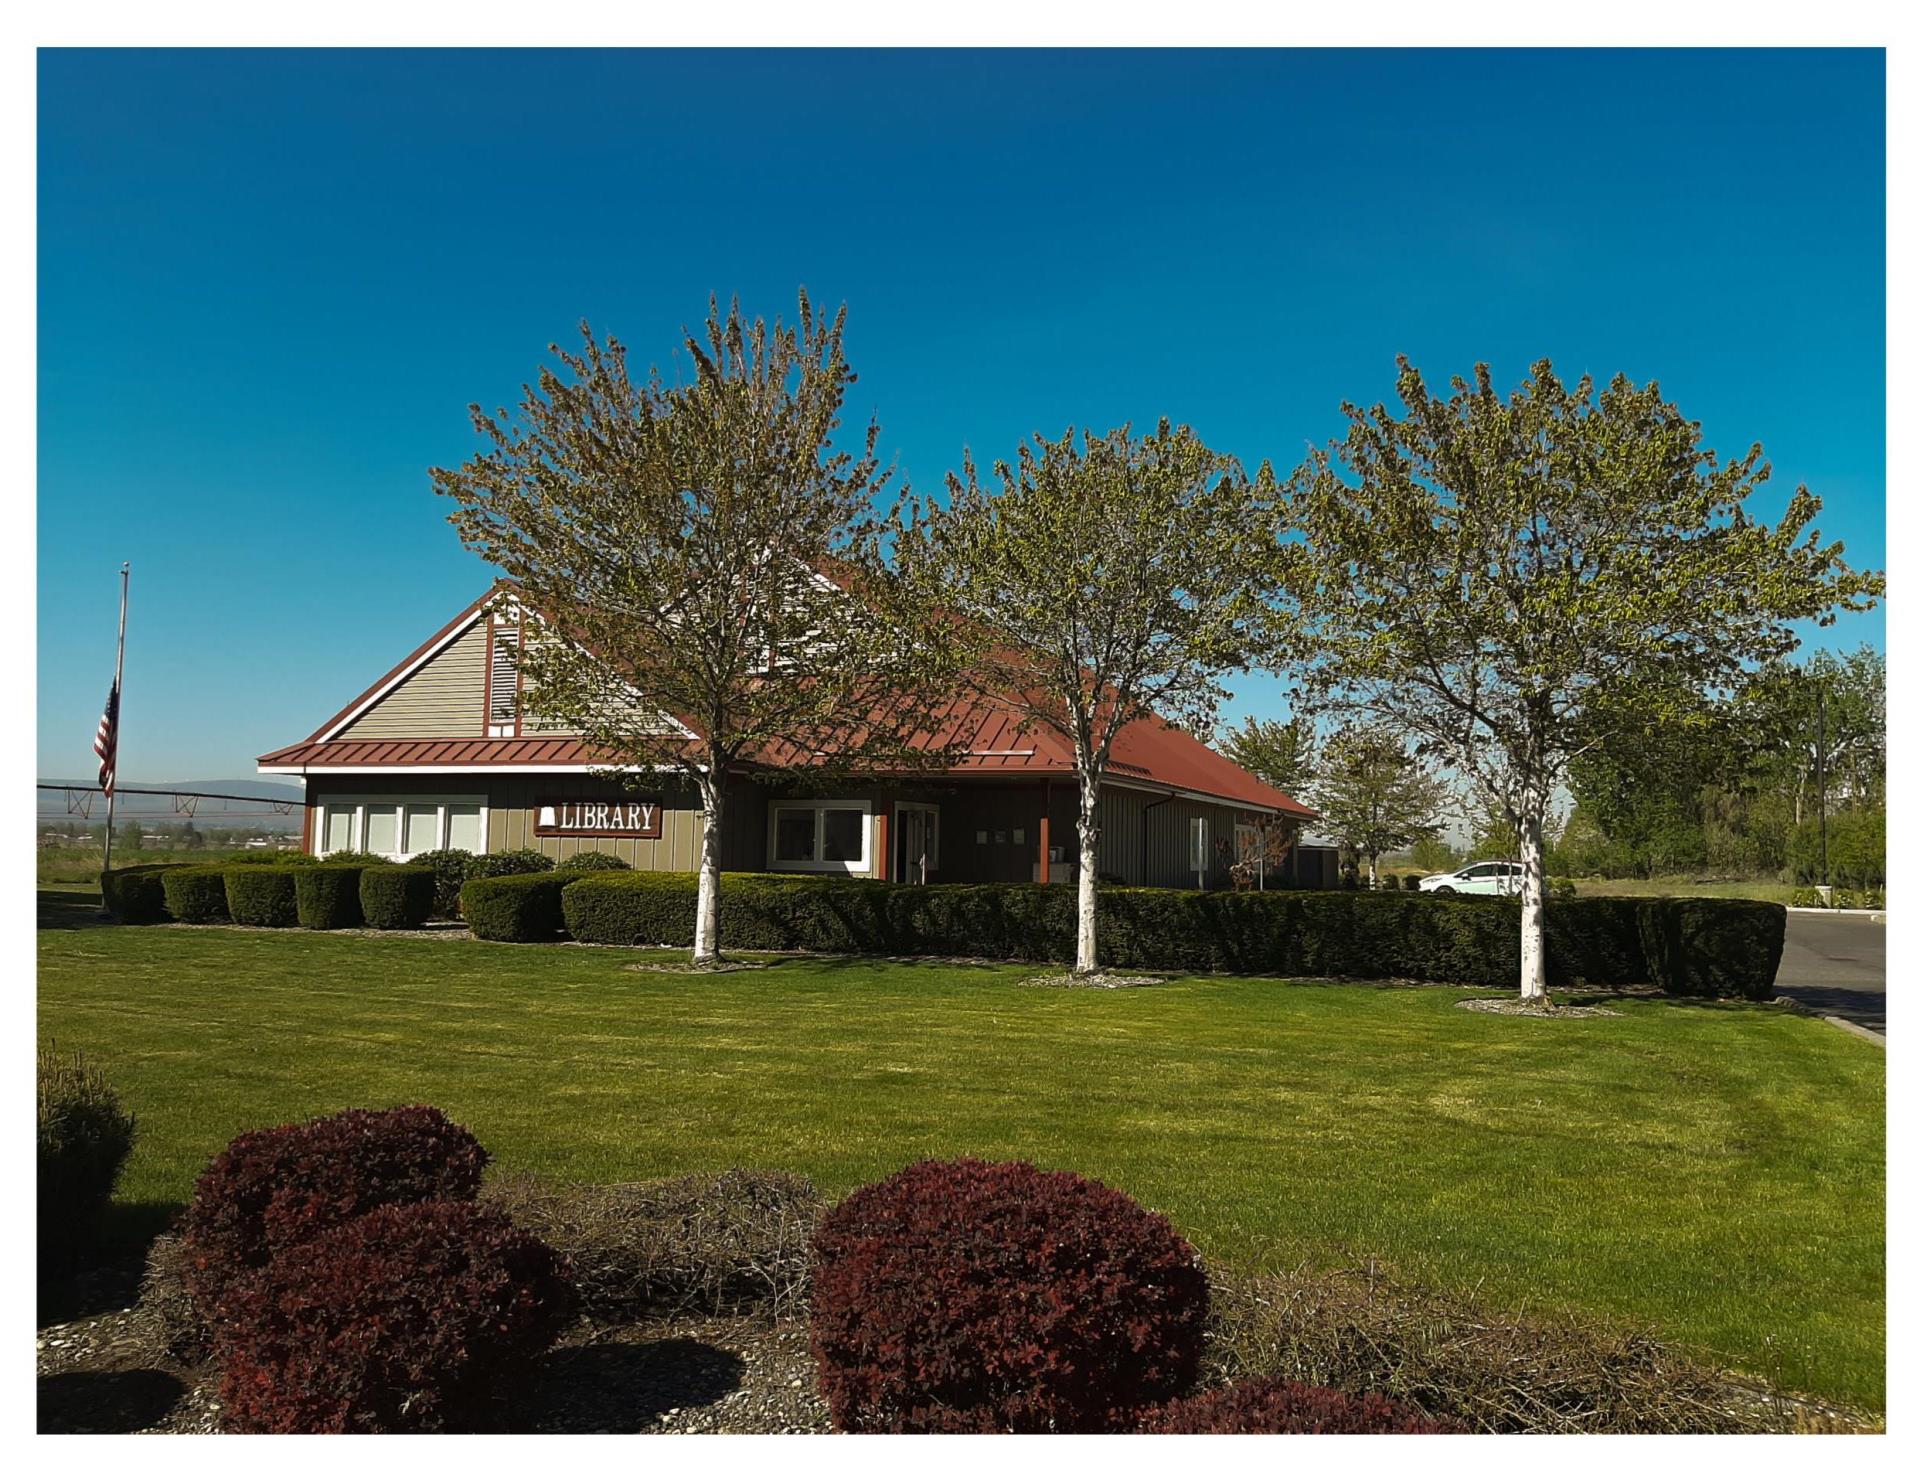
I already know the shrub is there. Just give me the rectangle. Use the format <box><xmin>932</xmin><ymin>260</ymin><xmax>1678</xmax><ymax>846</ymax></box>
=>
<box><xmin>162</xmin><ymin>864</ymin><xmax>233</xmax><ymax>923</ymax></box>
<box><xmin>1134</xmin><ymin>1376</ymin><xmax>1462</xmax><ymax>1434</ymax></box>
<box><xmin>138</xmin><ymin>1231</ymin><xmax>212</xmax><ymax>1365</ymax></box>
<box><xmin>1380</xmin><ymin>873</ymin><xmax>1399</xmax><ymax>891</ymax></box>
<box><xmin>38</xmin><ymin>1047</ymin><xmax>137</xmax><ymax>1250</ymax></box>
<box><xmin>214</xmin><ymin>1199</ymin><xmax>574</xmax><ymax>1433</ymax></box>
<box><xmin>100</xmin><ymin>863</ymin><xmax>182</xmax><ymax>923</ymax></box>
<box><xmin>1202</xmin><ymin>1261</ymin><xmax>1837</xmax><ymax>1434</ymax></box>
<box><xmin>1550</xmin><ymin>877</ymin><xmax>1578</xmax><ymax>897</ymax></box>
<box><xmin>224</xmin><ymin>849</ymin><xmax>320</xmax><ymax>867</ymax></box>
<box><xmin>557</xmin><ymin>850</ymin><xmax>632</xmax><ymax>873</ymax></box>
<box><xmin>810</xmin><ymin>1157</ymin><xmax>1209</xmax><ymax>1433</ymax></box>
<box><xmin>292</xmin><ymin>864</ymin><xmax>365</xmax><ymax>929</ymax></box>
<box><xmin>467</xmin><ymin>848</ymin><xmax>556</xmax><ymax>880</ymax></box>
<box><xmin>408</xmin><ymin>848</ymin><xmax>477</xmax><ymax>918</ymax></box>
<box><xmin>358</xmin><ymin>865</ymin><xmax>435</xmax><ymax>929</ymax></box>
<box><xmin>1400</xmin><ymin>874</ymin><xmax>1422</xmax><ymax>891</ymax></box>
<box><xmin>487</xmin><ymin>1167</ymin><xmax>823</xmax><ymax>1319</ymax></box>
<box><xmin>463</xmin><ymin>872</ymin><xmax>574</xmax><ymax>941</ymax></box>
<box><xmin>556</xmin><ymin>874</ymin><xmax>1783</xmax><ymax>996</ymax></box>
<box><xmin>224</xmin><ymin>866</ymin><xmax>300</xmax><ymax>927</ymax></box>
<box><xmin>314</xmin><ymin>850</ymin><xmax>391</xmax><ymax>867</ymax></box>
<box><xmin>181</xmin><ymin>1104</ymin><xmax>488</xmax><ymax>1317</ymax></box>
<box><xmin>1636</xmin><ymin>898</ymin><xmax>1784</xmax><ymax>1000</ymax></box>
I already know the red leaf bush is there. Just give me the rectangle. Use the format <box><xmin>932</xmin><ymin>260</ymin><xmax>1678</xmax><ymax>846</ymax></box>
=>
<box><xmin>1133</xmin><ymin>1375</ymin><xmax>1465</xmax><ymax>1433</ymax></box>
<box><xmin>181</xmin><ymin>1105</ymin><xmax>488</xmax><ymax>1316</ymax></box>
<box><xmin>215</xmin><ymin>1199</ymin><xmax>574</xmax><ymax>1433</ymax></box>
<box><xmin>810</xmin><ymin>1157</ymin><xmax>1209</xmax><ymax>1433</ymax></box>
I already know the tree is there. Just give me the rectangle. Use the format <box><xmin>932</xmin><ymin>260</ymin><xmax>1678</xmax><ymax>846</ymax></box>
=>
<box><xmin>1218</xmin><ymin>715</ymin><xmax>1316</xmax><ymax>796</ymax></box>
<box><xmin>1282</xmin><ymin>358</ymin><xmax>1880</xmax><ymax>999</ymax></box>
<box><xmin>1311</xmin><ymin>725</ymin><xmax>1449</xmax><ymax>887</ymax></box>
<box><xmin>436</xmin><ymin>293</ymin><xmax>959</xmax><ymax>966</ymax></box>
<box><xmin>894</xmin><ymin>422</ymin><xmax>1279</xmax><ymax>971</ymax></box>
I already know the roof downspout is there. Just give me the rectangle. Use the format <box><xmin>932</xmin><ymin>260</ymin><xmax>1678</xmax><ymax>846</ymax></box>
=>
<box><xmin>1142</xmin><ymin>788</ymin><xmax>1178</xmax><ymax>887</ymax></box>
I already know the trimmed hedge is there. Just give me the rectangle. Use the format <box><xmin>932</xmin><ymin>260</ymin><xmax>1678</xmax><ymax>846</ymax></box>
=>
<box><xmin>358</xmin><ymin>866</ymin><xmax>435</xmax><ymax>929</ymax></box>
<box><xmin>293</xmin><ymin>864</ymin><xmax>366</xmax><ymax>929</ymax></box>
<box><xmin>224</xmin><ymin>866</ymin><xmax>300</xmax><ymax>927</ymax></box>
<box><xmin>558</xmin><ymin>874</ymin><xmax>1784</xmax><ymax>999</ymax></box>
<box><xmin>467</xmin><ymin>849</ymin><xmax>556</xmax><ymax>880</ymax></box>
<box><xmin>463</xmin><ymin>872</ymin><xmax>573</xmax><ymax>942</ymax></box>
<box><xmin>163</xmin><ymin>865</ymin><xmax>233</xmax><ymax>924</ymax></box>
<box><xmin>408</xmin><ymin>848</ymin><xmax>477</xmax><ymax>918</ymax></box>
<box><xmin>556</xmin><ymin>850</ymin><xmax>631</xmax><ymax>873</ymax></box>
<box><xmin>100</xmin><ymin>863</ymin><xmax>183</xmax><ymax>923</ymax></box>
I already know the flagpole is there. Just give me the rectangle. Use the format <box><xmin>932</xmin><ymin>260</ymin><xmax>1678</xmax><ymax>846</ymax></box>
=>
<box><xmin>100</xmin><ymin>564</ymin><xmax>129</xmax><ymax>877</ymax></box>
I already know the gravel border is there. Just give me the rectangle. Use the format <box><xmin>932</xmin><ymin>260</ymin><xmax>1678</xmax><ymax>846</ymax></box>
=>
<box><xmin>1456</xmin><ymin>997</ymin><xmax>1624</xmax><ymax>1019</ymax></box>
<box><xmin>1021</xmin><ymin>971</ymin><xmax>1168</xmax><ymax>988</ymax></box>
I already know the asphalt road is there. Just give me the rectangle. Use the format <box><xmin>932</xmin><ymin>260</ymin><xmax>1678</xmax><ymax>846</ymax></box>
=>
<box><xmin>1775</xmin><ymin>911</ymin><xmax>1886</xmax><ymax>1037</ymax></box>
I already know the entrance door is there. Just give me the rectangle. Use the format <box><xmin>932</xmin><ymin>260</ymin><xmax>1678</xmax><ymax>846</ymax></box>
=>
<box><xmin>896</xmin><ymin>805</ymin><xmax>936</xmax><ymax>884</ymax></box>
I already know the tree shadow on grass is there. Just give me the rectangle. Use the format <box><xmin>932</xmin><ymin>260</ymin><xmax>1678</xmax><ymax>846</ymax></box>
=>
<box><xmin>517</xmin><ymin>1339</ymin><xmax>746</xmax><ymax>1432</ymax></box>
<box><xmin>39</xmin><ymin>1201</ymin><xmax>183</xmax><ymax>1327</ymax></box>
<box><xmin>38</xmin><ymin>1369</ymin><xmax>186</xmax><ymax>1434</ymax></box>
<box><xmin>36</xmin><ymin>888</ymin><xmax>113</xmax><ymax>931</ymax></box>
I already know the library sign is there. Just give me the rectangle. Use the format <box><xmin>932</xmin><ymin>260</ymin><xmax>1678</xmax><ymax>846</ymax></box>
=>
<box><xmin>534</xmin><ymin>798</ymin><xmax>664</xmax><ymax>839</ymax></box>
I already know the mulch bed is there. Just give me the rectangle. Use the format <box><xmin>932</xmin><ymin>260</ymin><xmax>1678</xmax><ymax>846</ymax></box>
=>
<box><xmin>37</xmin><ymin>1303</ymin><xmax>830</xmax><ymax>1435</ymax></box>
<box><xmin>1021</xmin><ymin>971</ymin><xmax>1168</xmax><ymax>988</ymax></box>
<box><xmin>1456</xmin><ymin>997</ymin><xmax>1624</xmax><ymax>1019</ymax></box>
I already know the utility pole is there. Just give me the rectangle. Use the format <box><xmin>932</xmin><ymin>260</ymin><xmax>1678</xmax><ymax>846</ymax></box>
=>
<box><xmin>1816</xmin><ymin>677</ymin><xmax>1829</xmax><ymax>890</ymax></box>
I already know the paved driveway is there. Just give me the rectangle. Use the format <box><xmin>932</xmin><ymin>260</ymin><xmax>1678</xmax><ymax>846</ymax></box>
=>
<box><xmin>1775</xmin><ymin>911</ymin><xmax>1885</xmax><ymax>1037</ymax></box>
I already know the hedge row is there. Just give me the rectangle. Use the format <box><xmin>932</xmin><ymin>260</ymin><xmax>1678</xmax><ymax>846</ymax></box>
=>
<box><xmin>550</xmin><ymin>873</ymin><xmax>1784</xmax><ymax>999</ymax></box>
<box><xmin>129</xmin><ymin>863</ymin><xmax>436</xmax><ymax>930</ymax></box>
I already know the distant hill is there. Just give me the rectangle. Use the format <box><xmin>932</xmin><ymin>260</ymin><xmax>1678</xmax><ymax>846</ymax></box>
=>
<box><xmin>38</xmin><ymin>776</ymin><xmax>304</xmax><ymax>829</ymax></box>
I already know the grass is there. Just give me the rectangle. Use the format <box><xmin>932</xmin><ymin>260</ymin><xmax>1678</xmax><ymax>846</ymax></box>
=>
<box><xmin>37</xmin><ymin>911</ymin><xmax>1884</xmax><ymax>1410</ymax></box>
<box><xmin>1568</xmin><ymin>877</ymin><xmax>1801</xmax><ymax>904</ymax></box>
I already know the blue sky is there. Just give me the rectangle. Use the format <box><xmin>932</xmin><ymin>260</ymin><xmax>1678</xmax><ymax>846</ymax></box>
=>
<box><xmin>38</xmin><ymin>47</ymin><xmax>1885</xmax><ymax>781</ymax></box>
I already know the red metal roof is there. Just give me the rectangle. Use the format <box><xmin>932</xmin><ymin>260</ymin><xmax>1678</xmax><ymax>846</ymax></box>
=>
<box><xmin>260</xmin><ymin>591</ymin><xmax>1313</xmax><ymax>818</ymax></box>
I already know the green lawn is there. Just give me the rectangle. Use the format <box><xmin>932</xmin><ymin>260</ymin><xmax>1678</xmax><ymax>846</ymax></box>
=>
<box><xmin>37</xmin><ymin>914</ymin><xmax>1884</xmax><ymax>1410</ymax></box>
<box><xmin>1567</xmin><ymin>876</ymin><xmax>1800</xmax><ymax>904</ymax></box>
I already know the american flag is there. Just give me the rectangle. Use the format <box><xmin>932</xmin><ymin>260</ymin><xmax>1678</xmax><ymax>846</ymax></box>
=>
<box><xmin>94</xmin><ymin>680</ymin><xmax>120</xmax><ymax>799</ymax></box>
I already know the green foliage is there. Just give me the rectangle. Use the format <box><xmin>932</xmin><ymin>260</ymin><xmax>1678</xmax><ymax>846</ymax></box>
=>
<box><xmin>224</xmin><ymin>867</ymin><xmax>300</xmax><ymax>927</ymax></box>
<box><xmin>100</xmin><ymin>863</ymin><xmax>183</xmax><ymax>923</ymax></box>
<box><xmin>38</xmin><ymin>1046</ymin><xmax>136</xmax><ymax>1250</ymax></box>
<box><xmin>1218</xmin><ymin>715</ymin><xmax>1316</xmax><ymax>795</ymax></box>
<box><xmin>1788</xmin><ymin>806</ymin><xmax>1884</xmax><ymax>888</ymax></box>
<box><xmin>1549</xmin><ymin>878</ymin><xmax>1578</xmax><ymax>898</ymax></box>
<box><xmin>467</xmin><ymin>849</ymin><xmax>556</xmax><ymax>880</ymax></box>
<box><xmin>1283</xmin><ymin>358</ymin><xmax>1881</xmax><ymax>994</ymax></box>
<box><xmin>557</xmin><ymin>850</ymin><xmax>631</xmax><ymax>873</ymax></box>
<box><xmin>462</xmin><ymin>872</ymin><xmax>575</xmax><ymax>942</ymax></box>
<box><xmin>315</xmin><ymin>850</ymin><xmax>390</xmax><ymax>867</ymax></box>
<box><xmin>1789</xmin><ymin>886</ymin><xmax>1884</xmax><ymax>909</ymax></box>
<box><xmin>1636</xmin><ymin>899</ymin><xmax>1784</xmax><ymax>1000</ymax></box>
<box><xmin>1311</xmin><ymin>725</ymin><xmax>1449</xmax><ymax>880</ymax></box>
<box><xmin>558</xmin><ymin>873</ymin><xmax>1781</xmax><ymax>998</ymax></box>
<box><xmin>409</xmin><ymin>849</ymin><xmax>477</xmax><ymax>917</ymax></box>
<box><xmin>358</xmin><ymin>866</ymin><xmax>435</xmax><ymax>930</ymax></box>
<box><xmin>163</xmin><ymin>865</ymin><xmax>233</xmax><ymax>923</ymax></box>
<box><xmin>293</xmin><ymin>865</ymin><xmax>367</xmax><ymax>929</ymax></box>
<box><xmin>224</xmin><ymin>850</ymin><xmax>320</xmax><ymax>867</ymax></box>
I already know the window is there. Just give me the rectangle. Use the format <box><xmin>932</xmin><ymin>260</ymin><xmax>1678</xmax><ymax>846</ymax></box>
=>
<box><xmin>768</xmin><ymin>800</ymin><xmax>870</xmax><ymax>872</ymax></box>
<box><xmin>317</xmin><ymin>795</ymin><xmax>487</xmax><ymax>861</ymax></box>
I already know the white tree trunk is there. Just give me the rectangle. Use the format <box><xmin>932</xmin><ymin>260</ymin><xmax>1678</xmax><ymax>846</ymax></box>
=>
<box><xmin>1518</xmin><ymin>784</ymin><xmax>1547</xmax><ymax>1001</ymax></box>
<box><xmin>1075</xmin><ymin>786</ymin><xmax>1100</xmax><ymax>974</ymax></box>
<box><xmin>694</xmin><ymin>779</ymin><xmax>723</xmax><ymax>967</ymax></box>
<box><xmin>1367</xmin><ymin>853</ymin><xmax>1379</xmax><ymax>890</ymax></box>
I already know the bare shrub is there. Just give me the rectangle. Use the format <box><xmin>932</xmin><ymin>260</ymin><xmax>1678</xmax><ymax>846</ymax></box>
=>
<box><xmin>1205</xmin><ymin>1261</ymin><xmax>1869</xmax><ymax>1434</ymax></box>
<box><xmin>485</xmin><ymin>1168</ymin><xmax>824</xmax><ymax>1320</ymax></box>
<box><xmin>135</xmin><ymin>1232</ymin><xmax>211</xmax><ymax>1366</ymax></box>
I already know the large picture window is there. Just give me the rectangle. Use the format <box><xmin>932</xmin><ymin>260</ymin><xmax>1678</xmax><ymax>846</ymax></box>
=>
<box><xmin>315</xmin><ymin>796</ymin><xmax>489</xmax><ymax>861</ymax></box>
<box><xmin>768</xmin><ymin>800</ymin><xmax>871</xmax><ymax>873</ymax></box>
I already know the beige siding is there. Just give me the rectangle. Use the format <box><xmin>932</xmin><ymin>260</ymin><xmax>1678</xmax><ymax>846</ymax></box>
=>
<box><xmin>485</xmin><ymin>776</ymin><xmax>706</xmax><ymax>870</ymax></box>
<box><xmin>339</xmin><ymin>623</ymin><xmax>490</xmax><ymax>739</ymax></box>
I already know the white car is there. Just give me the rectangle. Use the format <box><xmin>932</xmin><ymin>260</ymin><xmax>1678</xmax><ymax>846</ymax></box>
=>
<box><xmin>1418</xmin><ymin>860</ymin><xmax>1522</xmax><ymax>896</ymax></box>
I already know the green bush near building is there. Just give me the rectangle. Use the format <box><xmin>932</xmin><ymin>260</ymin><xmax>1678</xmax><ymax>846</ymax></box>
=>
<box><xmin>359</xmin><ymin>866</ymin><xmax>436</xmax><ymax>930</ymax></box>
<box><xmin>554</xmin><ymin>874</ymin><xmax>1784</xmax><ymax>1000</ymax></box>
<box><xmin>161</xmin><ymin>865</ymin><xmax>233</xmax><ymax>924</ymax></box>
<box><xmin>293</xmin><ymin>864</ymin><xmax>368</xmax><ymax>929</ymax></box>
<box><xmin>100</xmin><ymin>863</ymin><xmax>184</xmax><ymax>924</ymax></box>
<box><xmin>224</xmin><ymin>866</ymin><xmax>301</xmax><ymax>927</ymax></box>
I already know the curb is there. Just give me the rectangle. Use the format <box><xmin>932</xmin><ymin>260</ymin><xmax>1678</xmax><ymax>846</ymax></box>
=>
<box><xmin>1775</xmin><ymin>993</ymin><xmax>1886</xmax><ymax>1046</ymax></box>
<box><xmin>1784</xmin><ymin>907</ymin><xmax>1885</xmax><ymax>920</ymax></box>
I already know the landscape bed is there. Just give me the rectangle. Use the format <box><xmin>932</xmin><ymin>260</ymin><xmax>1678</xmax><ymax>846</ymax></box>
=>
<box><xmin>36</xmin><ymin>917</ymin><xmax>1883</xmax><ymax>1410</ymax></box>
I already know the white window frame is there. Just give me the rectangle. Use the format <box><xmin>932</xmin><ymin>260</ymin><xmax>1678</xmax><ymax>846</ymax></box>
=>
<box><xmin>767</xmin><ymin>798</ymin><xmax>872</xmax><ymax>874</ymax></box>
<box><xmin>315</xmin><ymin>794</ymin><xmax>489</xmax><ymax>862</ymax></box>
<box><xmin>891</xmin><ymin>801</ymin><xmax>942</xmax><ymax>879</ymax></box>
